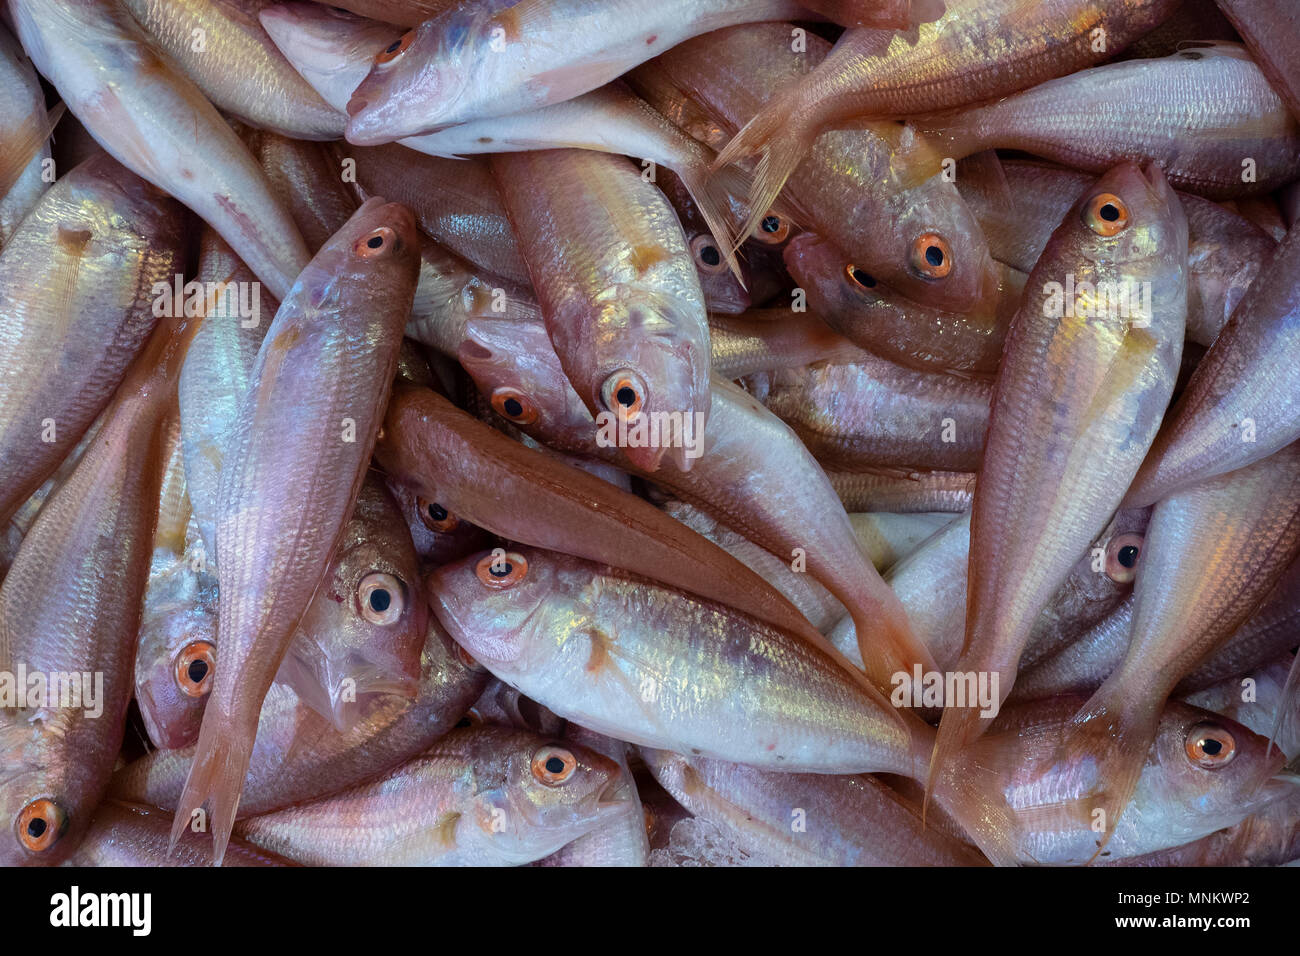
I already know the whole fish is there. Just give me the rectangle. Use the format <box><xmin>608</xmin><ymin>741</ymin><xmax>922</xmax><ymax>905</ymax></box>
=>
<box><xmin>956</xmin><ymin>156</ymin><xmax>1277</xmax><ymax>347</ymax></box>
<box><xmin>1125</xmin><ymin>228</ymin><xmax>1300</xmax><ymax>508</ymax></box>
<box><xmin>119</xmin><ymin>0</ymin><xmax>345</xmax><ymax>139</ymax></box>
<box><xmin>373</xmin><ymin>384</ymin><xmax>832</xmax><ymax>650</ymax></box>
<box><xmin>783</xmin><ymin>232</ymin><xmax>1018</xmax><ymax>375</ymax></box>
<box><xmin>631</xmin><ymin>23</ymin><xmax>998</xmax><ymax>313</ymax></box>
<box><xmin>235</xmin><ymin>726</ymin><xmax>629</xmax><ymax>866</ymax></box>
<box><xmin>0</xmin><ymin>153</ymin><xmax>186</xmax><ymax>525</ymax></box>
<box><xmin>10</xmin><ymin>0</ymin><xmax>311</xmax><ymax>299</ymax></box>
<box><xmin>1057</xmin><ymin>442</ymin><xmax>1300</xmax><ymax>849</ymax></box>
<box><xmin>63</xmin><ymin>802</ymin><xmax>294</xmax><ymax>867</ymax></box>
<box><xmin>0</xmin><ymin>312</ymin><xmax>195</xmax><ymax>866</ymax></box>
<box><xmin>0</xmin><ymin>23</ymin><xmax>55</xmax><ymax>248</ymax></box>
<box><xmin>491</xmin><ymin>149</ymin><xmax>710</xmax><ymax>471</ymax></box>
<box><xmin>758</xmin><ymin>352</ymin><xmax>992</xmax><ymax>473</ymax></box>
<box><xmin>930</xmin><ymin>163</ymin><xmax>1188</xmax><ymax>785</ymax></box>
<box><xmin>171</xmin><ymin>198</ymin><xmax>420</xmax><ymax>864</ymax></box>
<box><xmin>274</xmin><ymin>475</ymin><xmax>428</xmax><ymax>733</ymax></box>
<box><xmin>112</xmin><ymin>617</ymin><xmax>489</xmax><ymax>819</ymax></box>
<box><xmin>713</xmin><ymin>0</ymin><xmax>1181</xmax><ymax>240</ymax></box>
<box><xmin>343</xmin><ymin>0</ymin><xmax>811</xmax><ymax>141</ymax></box>
<box><xmin>907</xmin><ymin>44</ymin><xmax>1300</xmax><ymax>199</ymax></box>
<box><xmin>430</xmin><ymin>546</ymin><xmax>934</xmax><ymax>776</ymax></box>
<box><xmin>641</xmin><ymin>748</ymin><xmax>987</xmax><ymax>866</ymax></box>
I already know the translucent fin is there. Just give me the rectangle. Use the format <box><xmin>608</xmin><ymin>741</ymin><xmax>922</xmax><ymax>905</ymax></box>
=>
<box><xmin>0</xmin><ymin>102</ymin><xmax>63</xmax><ymax>199</ymax></box>
<box><xmin>168</xmin><ymin>714</ymin><xmax>255</xmax><ymax>866</ymax></box>
<box><xmin>678</xmin><ymin>160</ymin><xmax>746</xmax><ymax>284</ymax></box>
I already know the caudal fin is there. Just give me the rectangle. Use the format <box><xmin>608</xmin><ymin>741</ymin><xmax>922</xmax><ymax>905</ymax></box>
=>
<box><xmin>854</xmin><ymin>602</ymin><xmax>937</xmax><ymax>699</ymax></box>
<box><xmin>678</xmin><ymin>160</ymin><xmax>748</xmax><ymax>285</ymax></box>
<box><xmin>712</xmin><ymin>93</ymin><xmax>816</xmax><ymax>255</ymax></box>
<box><xmin>924</xmin><ymin>700</ymin><xmax>988</xmax><ymax>814</ymax></box>
<box><xmin>168</xmin><ymin>714</ymin><xmax>255</xmax><ymax>866</ymax></box>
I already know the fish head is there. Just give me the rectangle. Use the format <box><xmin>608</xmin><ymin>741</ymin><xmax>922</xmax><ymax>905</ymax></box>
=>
<box><xmin>0</xmin><ymin>708</ymin><xmax>86</xmax><ymax>866</ymax></box>
<box><xmin>323</xmin><ymin>196</ymin><xmax>420</xmax><ymax>284</ymax></box>
<box><xmin>344</xmin><ymin>5</ymin><xmax>485</xmax><ymax>144</ymax></box>
<box><xmin>1041</xmin><ymin>506</ymin><xmax>1151</xmax><ymax>632</ymax></box>
<box><xmin>688</xmin><ymin>230</ymin><xmax>752</xmax><ymax>314</ymax></box>
<box><xmin>277</xmin><ymin>479</ymin><xmax>427</xmax><ymax>732</ymax></box>
<box><xmin>784</xmin><ymin>231</ymin><xmax>881</xmax><ymax>317</ymax></box>
<box><xmin>134</xmin><ymin>603</ymin><xmax>218</xmax><ymax>751</ymax></box>
<box><xmin>589</xmin><ymin>293</ymin><xmax>711</xmax><ymax>473</ymax></box>
<box><xmin>427</xmin><ymin>547</ymin><xmax>572</xmax><ymax>672</ymax></box>
<box><xmin>458</xmin><ymin>317</ymin><xmax>598</xmax><ymax>451</ymax></box>
<box><xmin>384</xmin><ymin>477</ymin><xmax>491</xmax><ymax>568</ymax></box>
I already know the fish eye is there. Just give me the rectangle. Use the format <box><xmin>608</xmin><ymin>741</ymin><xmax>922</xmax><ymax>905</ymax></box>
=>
<box><xmin>490</xmin><ymin>387</ymin><xmax>539</xmax><ymax>425</ymax></box>
<box><xmin>690</xmin><ymin>234</ymin><xmax>728</xmax><ymax>275</ymax></box>
<box><xmin>1185</xmin><ymin>723</ymin><xmax>1236</xmax><ymax>768</ymax></box>
<box><xmin>375</xmin><ymin>31</ymin><xmax>414</xmax><ymax>64</ymax></box>
<box><xmin>455</xmin><ymin>706</ymin><xmax>484</xmax><ymax>729</ymax></box>
<box><xmin>1104</xmin><ymin>532</ymin><xmax>1144</xmax><ymax>585</ymax></box>
<box><xmin>531</xmin><ymin>746</ymin><xmax>577</xmax><ymax>786</ymax></box>
<box><xmin>417</xmin><ymin>497</ymin><xmax>458</xmax><ymax>533</ymax></box>
<box><xmin>750</xmin><ymin>213</ymin><xmax>791</xmax><ymax>245</ymax></box>
<box><xmin>911</xmin><ymin>233</ymin><xmax>952</xmax><ymax>279</ymax></box>
<box><xmin>1084</xmin><ymin>193</ymin><xmax>1130</xmax><ymax>236</ymax></box>
<box><xmin>16</xmin><ymin>799</ymin><xmax>66</xmax><ymax>854</ymax></box>
<box><xmin>353</xmin><ymin>226</ymin><xmax>398</xmax><ymax>258</ymax></box>
<box><xmin>844</xmin><ymin>263</ymin><xmax>878</xmax><ymax>290</ymax></box>
<box><xmin>475</xmin><ymin>551</ymin><xmax>528</xmax><ymax>589</ymax></box>
<box><xmin>174</xmin><ymin>641</ymin><xmax>216</xmax><ymax>697</ymax></box>
<box><xmin>358</xmin><ymin>572</ymin><xmax>405</xmax><ymax>625</ymax></box>
<box><xmin>600</xmin><ymin>369</ymin><xmax>646</xmax><ymax>420</ymax></box>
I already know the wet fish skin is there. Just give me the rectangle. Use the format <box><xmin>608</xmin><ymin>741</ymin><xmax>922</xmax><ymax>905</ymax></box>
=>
<box><xmin>343</xmin><ymin>0</ymin><xmax>810</xmax><ymax>142</ymax></box>
<box><xmin>0</xmin><ymin>23</ymin><xmax>53</xmax><ymax>248</ymax></box>
<box><xmin>430</xmin><ymin>546</ymin><xmax>933</xmax><ymax>776</ymax></box>
<box><xmin>0</xmin><ymin>312</ymin><xmax>196</xmax><ymax>866</ymax></box>
<box><xmin>10</xmin><ymin>0</ymin><xmax>312</xmax><ymax>299</ymax></box>
<box><xmin>0</xmin><ymin>152</ymin><xmax>187</xmax><ymax>525</ymax></box>
<box><xmin>910</xmin><ymin>44</ymin><xmax>1300</xmax><ymax>200</ymax></box>
<box><xmin>316</xmin><ymin>0</ymin><xmax>460</xmax><ymax>27</ymax></box>
<box><xmin>235</xmin><ymin>726</ymin><xmax>628</xmax><ymax>866</ymax></box>
<box><xmin>112</xmin><ymin>617</ymin><xmax>489</xmax><ymax>819</ymax></box>
<box><xmin>171</xmin><ymin>197</ymin><xmax>420</xmax><ymax>863</ymax></box>
<box><xmin>826</xmin><ymin>470</ymin><xmax>975</xmax><ymax>514</ymax></box>
<box><xmin>537</xmin><ymin>726</ymin><xmax>648</xmax><ymax>866</ymax></box>
<box><xmin>254</xmin><ymin>132</ymin><xmax>358</xmax><ymax>255</ymax></box>
<box><xmin>931</xmin><ymin>162</ymin><xmax>1188</xmax><ymax>778</ymax></box>
<box><xmin>1125</xmin><ymin>228</ymin><xmax>1300</xmax><ymax>508</ymax></box>
<box><xmin>63</xmin><ymin>802</ymin><xmax>295</xmax><ymax>867</ymax></box>
<box><xmin>120</xmin><ymin>0</ymin><xmax>345</xmax><ymax>139</ymax></box>
<box><xmin>1212</xmin><ymin>0</ymin><xmax>1300</xmax><ymax>122</ymax></box>
<box><xmin>957</xmin><ymin>157</ymin><xmax>1277</xmax><ymax>347</ymax></box>
<box><xmin>641</xmin><ymin>748</ymin><xmax>987</xmax><ymax>866</ymax></box>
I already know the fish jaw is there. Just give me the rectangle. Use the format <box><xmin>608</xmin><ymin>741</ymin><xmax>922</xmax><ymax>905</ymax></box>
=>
<box><xmin>425</xmin><ymin>555</ymin><xmax>556</xmax><ymax>673</ymax></box>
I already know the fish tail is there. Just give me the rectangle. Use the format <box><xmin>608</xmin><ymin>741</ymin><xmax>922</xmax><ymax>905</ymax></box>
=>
<box><xmin>853</xmin><ymin>601</ymin><xmax>936</xmax><ymax>697</ymax></box>
<box><xmin>168</xmin><ymin>710</ymin><xmax>256</xmax><ymax>866</ymax></box>
<box><xmin>924</xmin><ymin>702</ymin><xmax>987</xmax><ymax>813</ymax></box>
<box><xmin>927</xmin><ymin>753</ymin><xmax>1024</xmax><ymax>867</ymax></box>
<box><xmin>678</xmin><ymin>160</ymin><xmax>746</xmax><ymax>285</ymax></box>
<box><xmin>712</xmin><ymin>93</ymin><xmax>814</xmax><ymax>254</ymax></box>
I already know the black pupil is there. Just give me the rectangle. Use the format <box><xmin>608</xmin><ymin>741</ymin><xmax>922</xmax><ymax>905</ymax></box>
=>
<box><xmin>491</xmin><ymin>562</ymin><xmax>513</xmax><ymax>577</ymax></box>
<box><xmin>1117</xmin><ymin>545</ymin><xmax>1139</xmax><ymax>568</ymax></box>
<box><xmin>27</xmin><ymin>818</ymin><xmax>46</xmax><ymax>838</ymax></box>
<box><xmin>699</xmin><ymin>245</ymin><xmax>721</xmax><ymax>266</ymax></box>
<box><xmin>187</xmin><ymin>660</ymin><xmax>208</xmax><ymax>683</ymax></box>
<box><xmin>503</xmin><ymin>397</ymin><xmax>524</xmax><ymax>418</ymax></box>
<box><xmin>366</xmin><ymin>234</ymin><xmax>384</xmax><ymax>249</ymax></box>
<box><xmin>1201</xmin><ymin>737</ymin><xmax>1222</xmax><ymax>756</ymax></box>
<box><xmin>385</xmin><ymin>39</ymin><xmax>402</xmax><ymax>53</ymax></box>
<box><xmin>852</xmin><ymin>268</ymin><xmax>876</xmax><ymax>288</ymax></box>
<box><xmin>428</xmin><ymin>503</ymin><xmax>447</xmax><ymax>521</ymax></box>
<box><xmin>1100</xmin><ymin>203</ymin><xmax>1120</xmax><ymax>222</ymax></box>
<box><xmin>761</xmin><ymin>216</ymin><xmax>781</xmax><ymax>233</ymax></box>
<box><xmin>616</xmin><ymin>386</ymin><xmax>637</xmax><ymax>407</ymax></box>
<box><xmin>925</xmin><ymin>245</ymin><xmax>944</xmax><ymax>267</ymax></box>
<box><xmin>369</xmin><ymin>589</ymin><xmax>391</xmax><ymax>612</ymax></box>
<box><xmin>545</xmin><ymin>756</ymin><xmax>566</xmax><ymax>775</ymax></box>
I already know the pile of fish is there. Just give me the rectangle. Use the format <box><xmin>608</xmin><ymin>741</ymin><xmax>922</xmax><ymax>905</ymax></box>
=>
<box><xmin>1</xmin><ymin>0</ymin><xmax>1299</xmax><ymax>869</ymax></box>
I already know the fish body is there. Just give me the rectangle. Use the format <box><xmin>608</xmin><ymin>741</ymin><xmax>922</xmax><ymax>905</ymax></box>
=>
<box><xmin>0</xmin><ymin>23</ymin><xmax>54</xmax><ymax>248</ymax></box>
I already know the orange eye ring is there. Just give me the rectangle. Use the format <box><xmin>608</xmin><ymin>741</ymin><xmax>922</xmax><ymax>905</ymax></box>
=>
<box><xmin>1185</xmin><ymin>723</ymin><xmax>1236</xmax><ymax>768</ymax></box>
<box><xmin>475</xmin><ymin>551</ymin><xmax>528</xmax><ymax>589</ymax></box>
<box><xmin>16</xmin><ymin>799</ymin><xmax>65</xmax><ymax>854</ymax></box>
<box><xmin>1104</xmin><ymin>532</ymin><xmax>1144</xmax><ymax>585</ymax></box>
<box><xmin>690</xmin><ymin>234</ymin><xmax>728</xmax><ymax>275</ymax></box>
<box><xmin>490</xmin><ymin>387</ymin><xmax>538</xmax><ymax>425</ymax></box>
<box><xmin>1084</xmin><ymin>193</ymin><xmax>1130</xmax><ymax>236</ymax></box>
<box><xmin>175</xmin><ymin>641</ymin><xmax>216</xmax><ymax>698</ymax></box>
<box><xmin>600</xmin><ymin>369</ymin><xmax>646</xmax><ymax>419</ymax></box>
<box><xmin>358</xmin><ymin>572</ymin><xmax>405</xmax><ymax>625</ymax></box>
<box><xmin>375</xmin><ymin>31</ymin><xmax>414</xmax><ymax>65</ymax></box>
<box><xmin>911</xmin><ymin>233</ymin><xmax>952</xmax><ymax>279</ymax></box>
<box><xmin>354</xmin><ymin>226</ymin><xmax>397</xmax><ymax>258</ymax></box>
<box><xmin>844</xmin><ymin>263</ymin><xmax>878</xmax><ymax>290</ymax></box>
<box><xmin>418</xmin><ymin>497</ymin><xmax>459</xmax><ymax>533</ymax></box>
<box><xmin>453</xmin><ymin>643</ymin><xmax>482</xmax><ymax>671</ymax></box>
<box><xmin>750</xmin><ymin>213</ymin><xmax>791</xmax><ymax>245</ymax></box>
<box><xmin>531</xmin><ymin>746</ymin><xmax>577</xmax><ymax>786</ymax></box>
